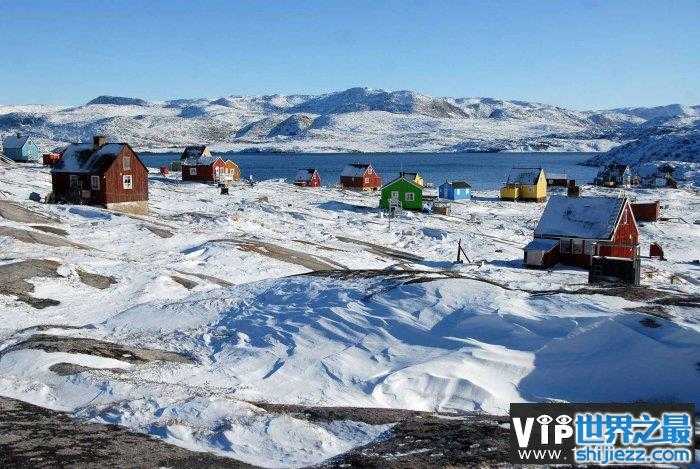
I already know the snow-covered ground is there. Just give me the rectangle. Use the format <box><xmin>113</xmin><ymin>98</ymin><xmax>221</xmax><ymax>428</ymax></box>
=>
<box><xmin>1</xmin><ymin>87</ymin><xmax>698</xmax><ymax>154</ymax></box>
<box><xmin>0</xmin><ymin>163</ymin><xmax>698</xmax><ymax>466</ymax></box>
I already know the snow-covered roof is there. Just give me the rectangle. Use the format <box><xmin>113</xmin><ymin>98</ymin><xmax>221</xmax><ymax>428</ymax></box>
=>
<box><xmin>3</xmin><ymin>134</ymin><xmax>30</xmax><ymax>149</ymax></box>
<box><xmin>546</xmin><ymin>173</ymin><xmax>567</xmax><ymax>180</ymax></box>
<box><xmin>295</xmin><ymin>168</ymin><xmax>316</xmax><ymax>181</ymax></box>
<box><xmin>181</xmin><ymin>145</ymin><xmax>220</xmax><ymax>166</ymax></box>
<box><xmin>341</xmin><ymin>163</ymin><xmax>371</xmax><ymax>177</ymax></box>
<box><xmin>524</xmin><ymin>238</ymin><xmax>559</xmax><ymax>251</ymax></box>
<box><xmin>181</xmin><ymin>145</ymin><xmax>209</xmax><ymax>160</ymax></box>
<box><xmin>183</xmin><ymin>154</ymin><xmax>219</xmax><ymax>166</ymax></box>
<box><xmin>441</xmin><ymin>180</ymin><xmax>470</xmax><ymax>189</ymax></box>
<box><xmin>534</xmin><ymin>196</ymin><xmax>627</xmax><ymax>240</ymax></box>
<box><xmin>52</xmin><ymin>142</ymin><xmax>129</xmax><ymax>173</ymax></box>
<box><xmin>507</xmin><ymin>167</ymin><xmax>543</xmax><ymax>185</ymax></box>
<box><xmin>383</xmin><ymin>175</ymin><xmax>423</xmax><ymax>190</ymax></box>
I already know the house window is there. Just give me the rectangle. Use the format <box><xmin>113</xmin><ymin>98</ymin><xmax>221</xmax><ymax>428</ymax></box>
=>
<box><xmin>559</xmin><ymin>238</ymin><xmax>571</xmax><ymax>254</ymax></box>
<box><xmin>123</xmin><ymin>175</ymin><xmax>133</xmax><ymax>190</ymax></box>
<box><xmin>390</xmin><ymin>191</ymin><xmax>399</xmax><ymax>200</ymax></box>
<box><xmin>572</xmin><ymin>239</ymin><xmax>583</xmax><ymax>254</ymax></box>
<box><xmin>189</xmin><ymin>167</ymin><xmax>197</xmax><ymax>176</ymax></box>
<box><xmin>90</xmin><ymin>175</ymin><xmax>100</xmax><ymax>190</ymax></box>
<box><xmin>123</xmin><ymin>154</ymin><xmax>131</xmax><ymax>171</ymax></box>
<box><xmin>405</xmin><ymin>192</ymin><xmax>415</xmax><ymax>202</ymax></box>
<box><xmin>69</xmin><ymin>175</ymin><xmax>79</xmax><ymax>188</ymax></box>
<box><xmin>364</xmin><ymin>177</ymin><xmax>369</xmax><ymax>184</ymax></box>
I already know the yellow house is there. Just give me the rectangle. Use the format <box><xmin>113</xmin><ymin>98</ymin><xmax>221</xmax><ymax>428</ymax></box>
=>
<box><xmin>500</xmin><ymin>167</ymin><xmax>547</xmax><ymax>202</ymax></box>
<box><xmin>399</xmin><ymin>171</ymin><xmax>425</xmax><ymax>187</ymax></box>
<box><xmin>223</xmin><ymin>160</ymin><xmax>241</xmax><ymax>182</ymax></box>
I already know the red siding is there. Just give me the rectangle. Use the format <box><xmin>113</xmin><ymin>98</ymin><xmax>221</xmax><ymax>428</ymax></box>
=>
<box><xmin>602</xmin><ymin>204</ymin><xmax>638</xmax><ymax>258</ymax></box>
<box><xmin>631</xmin><ymin>201</ymin><xmax>660</xmax><ymax>222</ymax></box>
<box><xmin>340</xmin><ymin>167</ymin><xmax>382</xmax><ymax>190</ymax></box>
<box><xmin>102</xmin><ymin>146</ymin><xmax>148</xmax><ymax>204</ymax></box>
<box><xmin>295</xmin><ymin>171</ymin><xmax>321</xmax><ymax>187</ymax></box>
<box><xmin>182</xmin><ymin>159</ymin><xmax>226</xmax><ymax>182</ymax></box>
<box><xmin>309</xmin><ymin>172</ymin><xmax>321</xmax><ymax>187</ymax></box>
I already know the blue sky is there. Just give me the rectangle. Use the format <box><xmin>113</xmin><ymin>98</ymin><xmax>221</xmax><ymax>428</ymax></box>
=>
<box><xmin>1</xmin><ymin>0</ymin><xmax>698</xmax><ymax>109</ymax></box>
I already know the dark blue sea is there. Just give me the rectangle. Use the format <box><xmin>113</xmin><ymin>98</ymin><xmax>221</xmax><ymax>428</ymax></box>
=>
<box><xmin>142</xmin><ymin>152</ymin><xmax>598</xmax><ymax>191</ymax></box>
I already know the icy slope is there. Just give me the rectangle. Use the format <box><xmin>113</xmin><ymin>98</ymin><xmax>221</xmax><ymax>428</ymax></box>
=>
<box><xmin>1</xmin><ymin>87</ymin><xmax>697</xmax><ymax>153</ymax></box>
<box><xmin>2</xmin><ymin>272</ymin><xmax>698</xmax><ymax>465</ymax></box>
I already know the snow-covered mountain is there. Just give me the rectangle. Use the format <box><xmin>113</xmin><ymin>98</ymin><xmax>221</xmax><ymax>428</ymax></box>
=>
<box><xmin>0</xmin><ymin>87</ymin><xmax>697</xmax><ymax>155</ymax></box>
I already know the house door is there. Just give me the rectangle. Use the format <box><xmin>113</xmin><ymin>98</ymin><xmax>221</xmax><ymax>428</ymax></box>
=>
<box><xmin>526</xmin><ymin>250</ymin><xmax>544</xmax><ymax>266</ymax></box>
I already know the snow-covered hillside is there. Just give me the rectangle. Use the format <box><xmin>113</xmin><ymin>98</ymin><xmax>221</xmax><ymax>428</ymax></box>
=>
<box><xmin>1</xmin><ymin>87</ymin><xmax>697</xmax><ymax>154</ymax></box>
<box><xmin>584</xmin><ymin>117</ymin><xmax>699</xmax><ymax>184</ymax></box>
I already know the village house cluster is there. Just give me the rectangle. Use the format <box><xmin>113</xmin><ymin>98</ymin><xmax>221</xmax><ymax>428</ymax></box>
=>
<box><xmin>2</xmin><ymin>133</ymin><xmax>676</xmax><ymax>285</ymax></box>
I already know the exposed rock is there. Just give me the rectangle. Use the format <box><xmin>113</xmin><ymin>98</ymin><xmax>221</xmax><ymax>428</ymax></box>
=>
<box><xmin>0</xmin><ymin>334</ymin><xmax>196</xmax><ymax>365</ymax></box>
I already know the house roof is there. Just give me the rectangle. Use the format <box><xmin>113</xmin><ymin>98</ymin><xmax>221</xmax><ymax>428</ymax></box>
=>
<box><xmin>295</xmin><ymin>168</ymin><xmax>317</xmax><ymax>181</ymax></box>
<box><xmin>181</xmin><ymin>145</ymin><xmax>218</xmax><ymax>165</ymax></box>
<box><xmin>546</xmin><ymin>173</ymin><xmax>567</xmax><ymax>180</ymax></box>
<box><xmin>507</xmin><ymin>167</ymin><xmax>543</xmax><ymax>185</ymax></box>
<box><xmin>534</xmin><ymin>196</ymin><xmax>627</xmax><ymax>240</ymax></box>
<box><xmin>441</xmin><ymin>180</ymin><xmax>470</xmax><ymax>189</ymax></box>
<box><xmin>383</xmin><ymin>176</ymin><xmax>422</xmax><ymax>190</ymax></box>
<box><xmin>52</xmin><ymin>142</ymin><xmax>129</xmax><ymax>174</ymax></box>
<box><xmin>400</xmin><ymin>171</ymin><xmax>420</xmax><ymax>179</ymax></box>
<box><xmin>341</xmin><ymin>163</ymin><xmax>372</xmax><ymax>177</ymax></box>
<box><xmin>3</xmin><ymin>134</ymin><xmax>30</xmax><ymax>149</ymax></box>
<box><xmin>524</xmin><ymin>238</ymin><xmax>559</xmax><ymax>251</ymax></box>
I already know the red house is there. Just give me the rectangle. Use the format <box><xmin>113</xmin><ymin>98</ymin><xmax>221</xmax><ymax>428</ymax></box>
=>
<box><xmin>181</xmin><ymin>145</ymin><xmax>226</xmax><ymax>182</ymax></box>
<box><xmin>50</xmin><ymin>136</ymin><xmax>148</xmax><ymax>214</ymax></box>
<box><xmin>340</xmin><ymin>163</ymin><xmax>381</xmax><ymax>190</ymax></box>
<box><xmin>524</xmin><ymin>196</ymin><xmax>638</xmax><ymax>269</ymax></box>
<box><xmin>294</xmin><ymin>168</ymin><xmax>321</xmax><ymax>187</ymax></box>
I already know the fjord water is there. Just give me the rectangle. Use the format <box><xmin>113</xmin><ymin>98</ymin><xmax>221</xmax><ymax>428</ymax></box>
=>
<box><xmin>143</xmin><ymin>152</ymin><xmax>598</xmax><ymax>190</ymax></box>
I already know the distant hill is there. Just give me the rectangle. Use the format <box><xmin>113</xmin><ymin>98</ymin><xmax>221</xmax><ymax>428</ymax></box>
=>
<box><xmin>0</xmin><ymin>88</ymin><xmax>696</xmax><ymax>155</ymax></box>
<box><xmin>86</xmin><ymin>96</ymin><xmax>150</xmax><ymax>107</ymax></box>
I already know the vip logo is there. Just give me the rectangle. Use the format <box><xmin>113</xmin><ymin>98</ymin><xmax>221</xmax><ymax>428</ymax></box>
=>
<box><xmin>513</xmin><ymin>414</ymin><xmax>574</xmax><ymax>448</ymax></box>
<box><xmin>510</xmin><ymin>403</ymin><xmax>695</xmax><ymax>465</ymax></box>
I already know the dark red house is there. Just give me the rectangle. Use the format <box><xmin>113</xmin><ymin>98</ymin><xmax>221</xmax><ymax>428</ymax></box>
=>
<box><xmin>51</xmin><ymin>136</ymin><xmax>148</xmax><ymax>214</ymax></box>
<box><xmin>340</xmin><ymin>163</ymin><xmax>381</xmax><ymax>190</ymax></box>
<box><xmin>181</xmin><ymin>145</ymin><xmax>226</xmax><ymax>182</ymax></box>
<box><xmin>294</xmin><ymin>168</ymin><xmax>321</xmax><ymax>187</ymax></box>
<box><xmin>524</xmin><ymin>196</ymin><xmax>638</xmax><ymax>269</ymax></box>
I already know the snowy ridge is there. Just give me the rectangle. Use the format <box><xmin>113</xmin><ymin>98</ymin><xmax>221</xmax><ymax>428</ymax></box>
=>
<box><xmin>0</xmin><ymin>87</ymin><xmax>697</xmax><ymax>154</ymax></box>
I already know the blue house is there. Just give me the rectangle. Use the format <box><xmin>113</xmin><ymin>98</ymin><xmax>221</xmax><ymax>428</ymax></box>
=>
<box><xmin>439</xmin><ymin>180</ymin><xmax>471</xmax><ymax>200</ymax></box>
<box><xmin>2</xmin><ymin>133</ymin><xmax>40</xmax><ymax>162</ymax></box>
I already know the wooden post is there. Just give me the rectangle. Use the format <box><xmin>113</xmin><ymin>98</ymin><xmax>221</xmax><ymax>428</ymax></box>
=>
<box><xmin>457</xmin><ymin>239</ymin><xmax>462</xmax><ymax>263</ymax></box>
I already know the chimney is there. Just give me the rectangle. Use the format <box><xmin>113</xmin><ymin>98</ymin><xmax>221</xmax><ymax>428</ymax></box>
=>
<box><xmin>93</xmin><ymin>135</ymin><xmax>107</xmax><ymax>149</ymax></box>
<box><xmin>16</xmin><ymin>132</ymin><xmax>21</xmax><ymax>138</ymax></box>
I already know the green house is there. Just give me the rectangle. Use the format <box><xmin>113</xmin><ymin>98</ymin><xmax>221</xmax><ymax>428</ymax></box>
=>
<box><xmin>379</xmin><ymin>176</ymin><xmax>423</xmax><ymax>211</ymax></box>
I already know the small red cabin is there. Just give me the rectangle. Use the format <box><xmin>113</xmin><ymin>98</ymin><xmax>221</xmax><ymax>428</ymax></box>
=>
<box><xmin>524</xmin><ymin>196</ymin><xmax>638</xmax><ymax>269</ymax></box>
<box><xmin>42</xmin><ymin>152</ymin><xmax>61</xmax><ymax>166</ymax></box>
<box><xmin>294</xmin><ymin>168</ymin><xmax>321</xmax><ymax>187</ymax></box>
<box><xmin>50</xmin><ymin>136</ymin><xmax>148</xmax><ymax>214</ymax></box>
<box><xmin>340</xmin><ymin>163</ymin><xmax>382</xmax><ymax>190</ymax></box>
<box><xmin>181</xmin><ymin>145</ymin><xmax>226</xmax><ymax>183</ymax></box>
<box><xmin>631</xmin><ymin>201</ymin><xmax>660</xmax><ymax>222</ymax></box>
